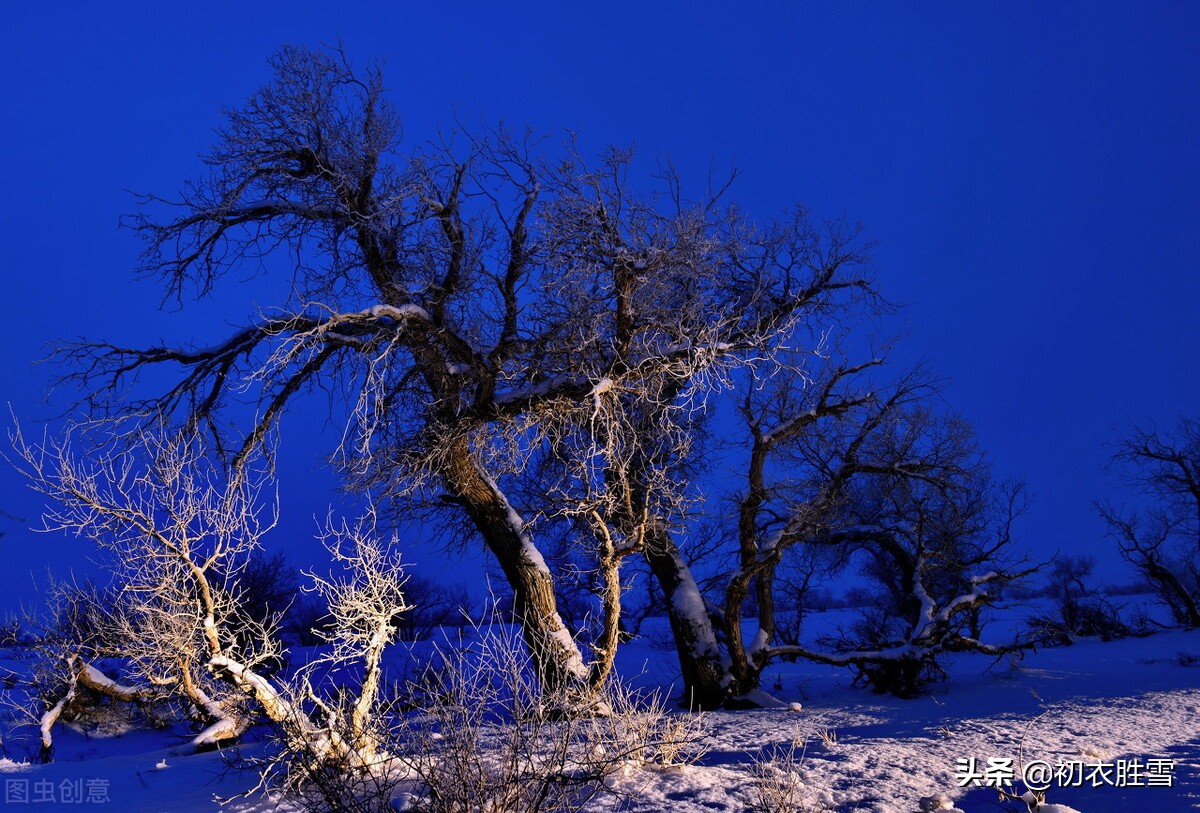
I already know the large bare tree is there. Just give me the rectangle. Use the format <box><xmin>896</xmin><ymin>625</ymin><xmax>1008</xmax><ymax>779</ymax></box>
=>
<box><xmin>64</xmin><ymin>46</ymin><xmax>874</xmax><ymax>697</ymax></box>
<box><xmin>517</xmin><ymin>345</ymin><xmax>1034</xmax><ymax>705</ymax></box>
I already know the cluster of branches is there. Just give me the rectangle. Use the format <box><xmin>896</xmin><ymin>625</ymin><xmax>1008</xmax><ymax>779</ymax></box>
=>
<box><xmin>1099</xmin><ymin>418</ymin><xmax>1200</xmax><ymax>628</ymax></box>
<box><xmin>721</xmin><ymin>383</ymin><xmax>1036</xmax><ymax>698</ymax></box>
<box><xmin>49</xmin><ymin>45</ymin><xmax>1034</xmax><ymax>704</ymax></box>
<box><xmin>10</xmin><ymin>425</ymin><xmax>407</xmax><ymax>770</ymax></box>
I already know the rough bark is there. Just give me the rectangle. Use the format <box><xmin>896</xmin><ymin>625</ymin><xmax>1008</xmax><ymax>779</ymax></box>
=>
<box><xmin>642</xmin><ymin>528</ymin><xmax>729</xmax><ymax>708</ymax></box>
<box><xmin>442</xmin><ymin>436</ymin><xmax>588</xmax><ymax>695</ymax></box>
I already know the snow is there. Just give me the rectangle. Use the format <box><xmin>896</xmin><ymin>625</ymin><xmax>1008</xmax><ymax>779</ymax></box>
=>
<box><xmin>492</xmin><ymin>372</ymin><xmax>587</xmax><ymax>406</ymax></box>
<box><xmin>666</xmin><ymin>565</ymin><xmax>722</xmax><ymax>660</ymax></box>
<box><xmin>735</xmin><ymin>688</ymin><xmax>789</xmax><ymax>709</ymax></box>
<box><xmin>590</xmin><ymin>376</ymin><xmax>614</xmax><ymax>411</ymax></box>
<box><xmin>1</xmin><ymin>598</ymin><xmax>1197</xmax><ymax>812</ymax></box>
<box><xmin>747</xmin><ymin>627</ymin><xmax>771</xmax><ymax>658</ymax></box>
<box><xmin>590</xmin><ymin>377</ymin><xmax>614</xmax><ymax>396</ymax></box>
<box><xmin>80</xmin><ymin>661</ymin><xmax>144</xmax><ymax>700</ymax></box>
<box><xmin>365</xmin><ymin>303</ymin><xmax>433</xmax><ymax>323</ymax></box>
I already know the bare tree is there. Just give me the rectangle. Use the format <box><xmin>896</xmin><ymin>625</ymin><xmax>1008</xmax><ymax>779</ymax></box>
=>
<box><xmin>814</xmin><ymin>458</ymin><xmax>1032</xmax><ymax>697</ymax></box>
<box><xmin>16</xmin><ymin>577</ymin><xmax>159</xmax><ymax>761</ymax></box>
<box><xmin>1098</xmin><ymin>419</ymin><xmax>1200</xmax><ymax>628</ymax></box>
<box><xmin>524</xmin><ymin>345</ymin><xmax>1034</xmax><ymax>704</ymax></box>
<box><xmin>62</xmin><ymin>45</ymin><xmax>874</xmax><ymax>699</ymax></box>
<box><xmin>391</xmin><ymin>576</ymin><xmax>471</xmax><ymax>642</ymax></box>
<box><xmin>10</xmin><ymin>424</ymin><xmax>412</xmax><ymax>775</ymax></box>
<box><xmin>719</xmin><ymin>354</ymin><xmax>889</xmax><ymax>697</ymax></box>
<box><xmin>10</xmin><ymin>424</ymin><xmax>276</xmax><ymax>749</ymax></box>
<box><xmin>299</xmin><ymin>509</ymin><xmax>411</xmax><ymax>755</ymax></box>
<box><xmin>719</xmin><ymin>363</ymin><xmax>1035</xmax><ymax>698</ymax></box>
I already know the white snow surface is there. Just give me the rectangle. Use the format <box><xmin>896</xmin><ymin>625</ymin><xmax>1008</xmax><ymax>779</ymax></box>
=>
<box><xmin>1</xmin><ymin>600</ymin><xmax>1196</xmax><ymax>812</ymax></box>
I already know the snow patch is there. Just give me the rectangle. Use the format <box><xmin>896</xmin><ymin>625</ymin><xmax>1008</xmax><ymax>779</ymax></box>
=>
<box><xmin>366</xmin><ymin>303</ymin><xmax>433</xmax><ymax>323</ymax></box>
<box><xmin>733</xmin><ymin>688</ymin><xmax>788</xmax><ymax>709</ymax></box>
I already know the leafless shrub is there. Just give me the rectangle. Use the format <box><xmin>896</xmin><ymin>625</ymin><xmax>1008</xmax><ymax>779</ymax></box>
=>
<box><xmin>396</xmin><ymin>620</ymin><xmax>706</xmax><ymax>813</ymax></box>
<box><xmin>0</xmin><ymin>614</ymin><xmax>24</xmax><ymax>649</ymax></box>
<box><xmin>1026</xmin><ymin>556</ymin><xmax>1128</xmax><ymax>645</ymax></box>
<box><xmin>222</xmin><ymin>549</ymin><xmax>301</xmax><ymax>671</ymax></box>
<box><xmin>282</xmin><ymin>593</ymin><xmax>334</xmax><ymax>648</ymax></box>
<box><xmin>9</xmin><ymin>423</ymin><xmax>417</xmax><ymax>781</ymax></box>
<box><xmin>5</xmin><ymin>575</ymin><xmax>175</xmax><ymax>761</ymax></box>
<box><xmin>746</xmin><ymin>738</ymin><xmax>834</xmax><ymax>813</ymax></box>
<box><xmin>9</xmin><ymin>423</ymin><xmax>282</xmax><ymax>752</ymax></box>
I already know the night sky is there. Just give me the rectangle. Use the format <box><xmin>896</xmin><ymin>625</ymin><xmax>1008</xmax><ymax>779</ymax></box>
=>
<box><xmin>3</xmin><ymin>2</ymin><xmax>1198</xmax><ymax>614</ymax></box>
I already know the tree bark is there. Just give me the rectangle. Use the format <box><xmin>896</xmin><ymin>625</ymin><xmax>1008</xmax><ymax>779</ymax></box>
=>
<box><xmin>642</xmin><ymin>527</ymin><xmax>729</xmax><ymax>708</ymax></box>
<box><xmin>442</xmin><ymin>436</ymin><xmax>589</xmax><ymax>697</ymax></box>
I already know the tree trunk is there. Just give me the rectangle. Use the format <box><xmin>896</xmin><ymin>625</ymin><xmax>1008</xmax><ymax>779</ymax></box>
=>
<box><xmin>642</xmin><ymin>528</ymin><xmax>730</xmax><ymax>708</ymax></box>
<box><xmin>442</xmin><ymin>437</ymin><xmax>589</xmax><ymax>697</ymax></box>
<box><xmin>723</xmin><ymin>562</ymin><xmax>781</xmax><ymax>699</ymax></box>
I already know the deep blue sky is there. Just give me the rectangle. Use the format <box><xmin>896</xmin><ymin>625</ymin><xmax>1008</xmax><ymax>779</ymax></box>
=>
<box><xmin>2</xmin><ymin>3</ymin><xmax>1198</xmax><ymax>613</ymax></box>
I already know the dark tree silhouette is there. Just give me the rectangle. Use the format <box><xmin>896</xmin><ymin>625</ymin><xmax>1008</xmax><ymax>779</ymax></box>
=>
<box><xmin>1099</xmin><ymin>419</ymin><xmax>1200</xmax><ymax>628</ymax></box>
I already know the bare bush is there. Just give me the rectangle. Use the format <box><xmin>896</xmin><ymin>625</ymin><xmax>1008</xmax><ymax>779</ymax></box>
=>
<box><xmin>10</xmin><ymin>424</ymin><xmax>414</xmax><ymax>782</ymax></box>
<box><xmin>222</xmin><ymin>549</ymin><xmax>301</xmax><ymax>671</ymax></box>
<box><xmin>1026</xmin><ymin>556</ymin><xmax>1128</xmax><ymax>645</ymax></box>
<box><xmin>282</xmin><ymin>593</ymin><xmax>334</xmax><ymax>648</ymax></box>
<box><xmin>275</xmin><ymin>616</ymin><xmax>707</xmax><ymax>813</ymax></box>
<box><xmin>0</xmin><ymin>616</ymin><xmax>23</xmax><ymax>648</ymax></box>
<box><xmin>10</xmin><ymin>424</ymin><xmax>281</xmax><ymax>751</ymax></box>
<box><xmin>13</xmin><ymin>577</ymin><xmax>170</xmax><ymax>760</ymax></box>
<box><xmin>256</xmin><ymin>512</ymin><xmax>412</xmax><ymax>812</ymax></box>
<box><xmin>396</xmin><ymin>622</ymin><xmax>706</xmax><ymax>813</ymax></box>
<box><xmin>746</xmin><ymin>738</ymin><xmax>834</xmax><ymax>813</ymax></box>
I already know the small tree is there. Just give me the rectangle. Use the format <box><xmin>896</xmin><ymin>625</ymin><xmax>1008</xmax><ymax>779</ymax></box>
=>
<box><xmin>16</xmin><ymin>577</ymin><xmax>160</xmax><ymax>760</ymax></box>
<box><xmin>1099</xmin><ymin>419</ymin><xmax>1200</xmax><ymax>628</ymax></box>
<box><xmin>11</xmin><ymin>424</ymin><xmax>277</xmax><ymax>749</ymax></box>
<box><xmin>822</xmin><ymin>470</ymin><xmax>1033</xmax><ymax>697</ymax></box>
<box><xmin>721</xmin><ymin>364</ymin><xmax>1036</xmax><ymax>698</ymax></box>
<box><xmin>391</xmin><ymin>576</ymin><xmax>471</xmax><ymax>642</ymax></box>
<box><xmin>10</xmin><ymin>423</ymin><xmax>409</xmax><ymax>774</ymax></box>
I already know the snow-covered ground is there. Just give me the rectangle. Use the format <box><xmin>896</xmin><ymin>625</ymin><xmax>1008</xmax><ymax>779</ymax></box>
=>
<box><xmin>1</xmin><ymin>599</ymin><xmax>1196</xmax><ymax>812</ymax></box>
